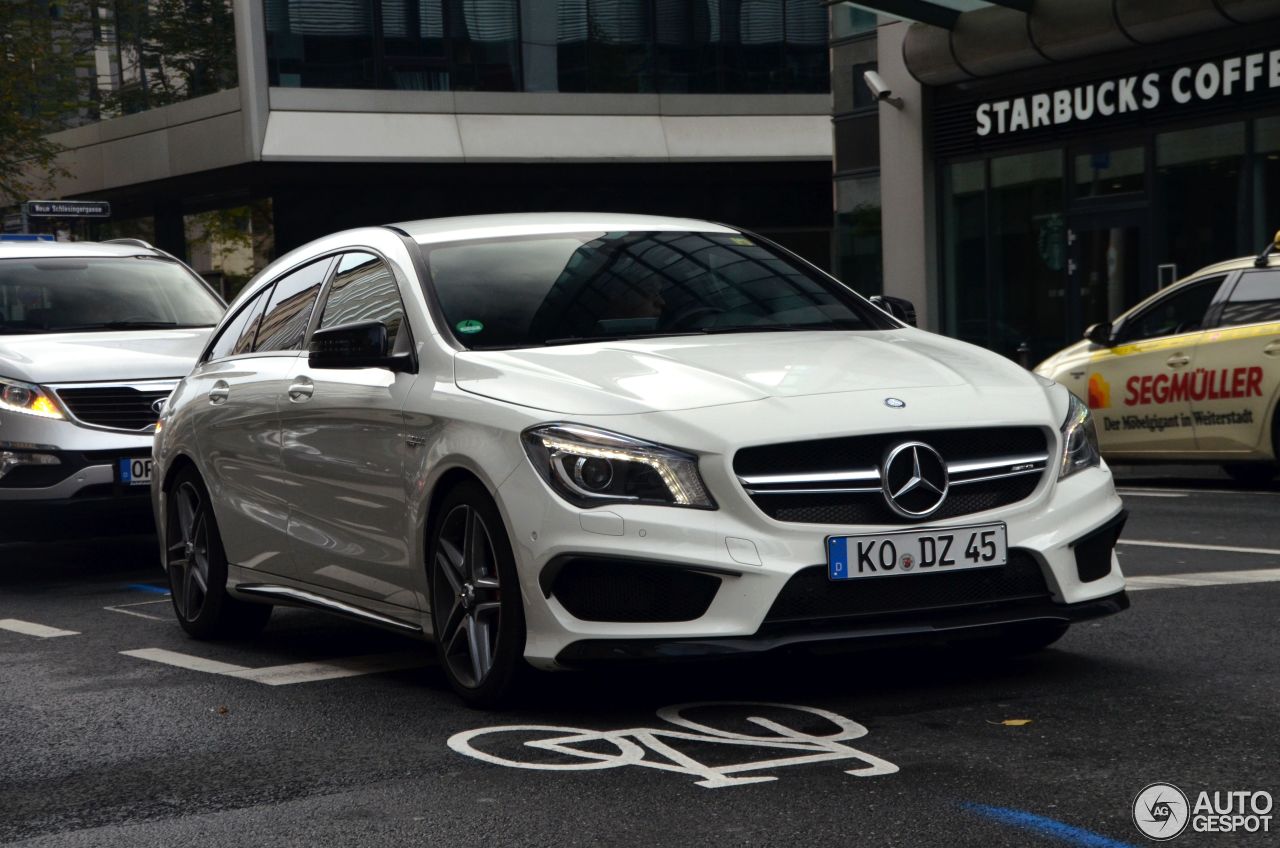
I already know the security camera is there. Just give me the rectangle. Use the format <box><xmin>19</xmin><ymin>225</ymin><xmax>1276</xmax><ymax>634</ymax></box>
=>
<box><xmin>863</xmin><ymin>70</ymin><xmax>903</xmax><ymax>109</ymax></box>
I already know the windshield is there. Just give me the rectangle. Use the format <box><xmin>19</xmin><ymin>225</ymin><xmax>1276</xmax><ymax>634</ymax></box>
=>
<box><xmin>420</xmin><ymin>230</ymin><xmax>892</xmax><ymax>350</ymax></box>
<box><xmin>0</xmin><ymin>256</ymin><xmax>225</xmax><ymax>334</ymax></box>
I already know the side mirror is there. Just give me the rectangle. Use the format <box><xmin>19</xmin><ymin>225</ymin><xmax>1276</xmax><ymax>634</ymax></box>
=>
<box><xmin>308</xmin><ymin>321</ymin><xmax>414</xmax><ymax>372</ymax></box>
<box><xmin>1083</xmin><ymin>321</ymin><xmax>1113</xmax><ymax>347</ymax></box>
<box><xmin>869</xmin><ymin>295</ymin><xmax>918</xmax><ymax>327</ymax></box>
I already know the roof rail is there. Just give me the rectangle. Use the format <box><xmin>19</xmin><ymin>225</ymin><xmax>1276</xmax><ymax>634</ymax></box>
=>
<box><xmin>103</xmin><ymin>237</ymin><xmax>155</xmax><ymax>249</ymax></box>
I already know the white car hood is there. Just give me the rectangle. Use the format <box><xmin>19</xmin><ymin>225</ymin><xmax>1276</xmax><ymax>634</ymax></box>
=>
<box><xmin>454</xmin><ymin>330</ymin><xmax>1040</xmax><ymax>415</ymax></box>
<box><xmin>0</xmin><ymin>329</ymin><xmax>213</xmax><ymax>384</ymax></box>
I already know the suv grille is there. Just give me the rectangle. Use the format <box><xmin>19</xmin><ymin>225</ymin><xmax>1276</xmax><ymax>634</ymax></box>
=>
<box><xmin>763</xmin><ymin>550</ymin><xmax>1051</xmax><ymax>625</ymax></box>
<box><xmin>55</xmin><ymin>386</ymin><xmax>170</xmax><ymax>432</ymax></box>
<box><xmin>734</xmin><ymin>427</ymin><xmax>1050</xmax><ymax>526</ymax></box>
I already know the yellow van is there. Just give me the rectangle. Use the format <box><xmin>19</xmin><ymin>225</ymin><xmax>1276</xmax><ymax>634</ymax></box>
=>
<box><xmin>1035</xmin><ymin>240</ymin><xmax>1280</xmax><ymax>483</ymax></box>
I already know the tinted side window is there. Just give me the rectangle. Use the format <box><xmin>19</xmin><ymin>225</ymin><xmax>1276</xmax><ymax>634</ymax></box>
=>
<box><xmin>207</xmin><ymin>286</ymin><xmax>272</xmax><ymax>361</ymax></box>
<box><xmin>255</xmin><ymin>258</ymin><xmax>331</xmax><ymax>352</ymax></box>
<box><xmin>1118</xmin><ymin>276</ymin><xmax>1225</xmax><ymax>343</ymax></box>
<box><xmin>317</xmin><ymin>252</ymin><xmax>405</xmax><ymax>347</ymax></box>
<box><xmin>1220</xmin><ymin>270</ymin><xmax>1280</xmax><ymax>327</ymax></box>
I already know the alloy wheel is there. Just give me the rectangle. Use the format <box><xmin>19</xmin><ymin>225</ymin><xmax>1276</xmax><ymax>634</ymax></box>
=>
<box><xmin>433</xmin><ymin>503</ymin><xmax>503</xmax><ymax>689</ymax></box>
<box><xmin>168</xmin><ymin>480</ymin><xmax>211</xmax><ymax>622</ymax></box>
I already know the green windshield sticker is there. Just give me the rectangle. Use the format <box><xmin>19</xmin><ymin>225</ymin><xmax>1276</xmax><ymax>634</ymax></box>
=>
<box><xmin>455</xmin><ymin>319</ymin><xmax>484</xmax><ymax>335</ymax></box>
<box><xmin>729</xmin><ymin>236</ymin><xmax>754</xmax><ymax>246</ymax></box>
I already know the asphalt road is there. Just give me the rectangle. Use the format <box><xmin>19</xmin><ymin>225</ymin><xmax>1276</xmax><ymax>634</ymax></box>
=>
<box><xmin>1</xmin><ymin>466</ymin><xmax>1277</xmax><ymax>847</ymax></box>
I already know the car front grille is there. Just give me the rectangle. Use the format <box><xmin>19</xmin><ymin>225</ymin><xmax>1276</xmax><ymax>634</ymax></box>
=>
<box><xmin>54</xmin><ymin>385</ymin><xmax>172</xmax><ymax>432</ymax></box>
<box><xmin>733</xmin><ymin>426</ymin><xmax>1050</xmax><ymax>526</ymax></box>
<box><xmin>763</xmin><ymin>550</ymin><xmax>1051</xmax><ymax>625</ymax></box>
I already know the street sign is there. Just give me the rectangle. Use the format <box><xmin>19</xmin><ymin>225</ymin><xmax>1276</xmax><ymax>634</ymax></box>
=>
<box><xmin>25</xmin><ymin>200</ymin><xmax>111</xmax><ymax>218</ymax></box>
<box><xmin>0</xmin><ymin>234</ymin><xmax>56</xmax><ymax>242</ymax></box>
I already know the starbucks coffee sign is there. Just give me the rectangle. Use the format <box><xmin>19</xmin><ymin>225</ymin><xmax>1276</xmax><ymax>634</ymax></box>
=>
<box><xmin>976</xmin><ymin>48</ymin><xmax>1280</xmax><ymax>137</ymax></box>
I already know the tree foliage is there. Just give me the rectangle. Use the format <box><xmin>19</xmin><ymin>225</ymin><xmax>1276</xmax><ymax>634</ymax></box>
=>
<box><xmin>0</xmin><ymin>1</ymin><xmax>93</xmax><ymax>205</ymax></box>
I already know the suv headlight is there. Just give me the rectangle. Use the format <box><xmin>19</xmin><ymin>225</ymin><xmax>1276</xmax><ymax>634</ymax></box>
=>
<box><xmin>522</xmin><ymin>423</ymin><xmax>715</xmax><ymax>509</ymax></box>
<box><xmin>1059</xmin><ymin>392</ymin><xmax>1100</xmax><ymax>479</ymax></box>
<box><xmin>0</xmin><ymin>377</ymin><xmax>64</xmax><ymax>420</ymax></box>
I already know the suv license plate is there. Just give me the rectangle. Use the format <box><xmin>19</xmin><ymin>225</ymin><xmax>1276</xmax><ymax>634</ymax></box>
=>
<box><xmin>827</xmin><ymin>523</ymin><xmax>1007</xmax><ymax>581</ymax></box>
<box><xmin>119</xmin><ymin>457</ymin><xmax>153</xmax><ymax>487</ymax></box>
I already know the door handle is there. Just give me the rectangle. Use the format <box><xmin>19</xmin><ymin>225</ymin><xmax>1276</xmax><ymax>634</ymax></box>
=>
<box><xmin>208</xmin><ymin>380</ymin><xmax>230</xmax><ymax>405</ymax></box>
<box><xmin>1166</xmin><ymin>354</ymin><xmax>1191</xmax><ymax>368</ymax></box>
<box><xmin>287</xmin><ymin>376</ymin><xmax>314</xmax><ymax>402</ymax></box>
<box><xmin>1264</xmin><ymin>340</ymin><xmax>1280</xmax><ymax>357</ymax></box>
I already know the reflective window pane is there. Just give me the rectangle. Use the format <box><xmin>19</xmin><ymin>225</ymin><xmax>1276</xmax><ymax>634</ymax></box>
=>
<box><xmin>943</xmin><ymin>160</ymin><xmax>989</xmax><ymax>349</ymax></box>
<box><xmin>1074</xmin><ymin>146</ymin><xmax>1144</xmax><ymax>198</ymax></box>
<box><xmin>1220</xmin><ymin>270</ymin><xmax>1280</xmax><ymax>328</ymax></box>
<box><xmin>1156</xmin><ymin>123</ymin><xmax>1246</xmax><ymax>278</ymax></box>
<box><xmin>834</xmin><ymin>175</ymin><xmax>882</xmax><ymax>296</ymax></box>
<box><xmin>209</xmin><ymin>287</ymin><xmax>272</xmax><ymax>361</ymax></box>
<box><xmin>319</xmin><ymin>253</ymin><xmax>406</xmax><ymax>348</ymax></box>
<box><xmin>256</xmin><ymin>259</ymin><xmax>332</xmax><ymax>352</ymax></box>
<box><xmin>1117</xmin><ymin>276</ymin><xmax>1224</xmax><ymax>343</ymax></box>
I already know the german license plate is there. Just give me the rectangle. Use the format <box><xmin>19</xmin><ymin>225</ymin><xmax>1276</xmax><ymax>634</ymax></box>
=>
<box><xmin>827</xmin><ymin>523</ymin><xmax>1007</xmax><ymax>581</ymax></box>
<box><xmin>118</xmin><ymin>457</ymin><xmax>153</xmax><ymax>487</ymax></box>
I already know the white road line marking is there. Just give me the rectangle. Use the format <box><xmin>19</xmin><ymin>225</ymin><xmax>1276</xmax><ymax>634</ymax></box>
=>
<box><xmin>121</xmin><ymin>648</ymin><xmax>249</xmax><ymax>675</ymax></box>
<box><xmin>1115</xmin><ymin>490</ymin><xmax>1187</xmax><ymax>498</ymax></box>
<box><xmin>103</xmin><ymin>599</ymin><xmax>171</xmax><ymax>621</ymax></box>
<box><xmin>1127</xmin><ymin>567</ymin><xmax>1280</xmax><ymax>591</ymax></box>
<box><xmin>0</xmin><ymin>619</ymin><xmax>79</xmax><ymax>638</ymax></box>
<box><xmin>1116</xmin><ymin>485</ymin><xmax>1280</xmax><ymax>496</ymax></box>
<box><xmin>120</xmin><ymin>647</ymin><xmax>428</xmax><ymax>684</ymax></box>
<box><xmin>1120</xmin><ymin>539</ymin><xmax>1280</xmax><ymax>556</ymax></box>
<box><xmin>230</xmin><ymin>652</ymin><xmax>427</xmax><ymax>685</ymax></box>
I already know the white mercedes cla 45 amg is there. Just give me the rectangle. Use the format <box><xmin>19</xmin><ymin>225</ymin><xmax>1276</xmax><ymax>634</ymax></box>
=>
<box><xmin>152</xmin><ymin>213</ymin><xmax>1128</xmax><ymax>706</ymax></box>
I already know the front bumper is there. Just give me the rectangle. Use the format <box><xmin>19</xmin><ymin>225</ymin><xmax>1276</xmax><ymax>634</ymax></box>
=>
<box><xmin>557</xmin><ymin>590</ymin><xmax>1130</xmax><ymax>666</ymax></box>
<box><xmin>498</xmin><ymin>456</ymin><xmax>1128</xmax><ymax>669</ymax></box>
<box><xmin>0</xmin><ymin>411</ymin><xmax>155</xmax><ymax>503</ymax></box>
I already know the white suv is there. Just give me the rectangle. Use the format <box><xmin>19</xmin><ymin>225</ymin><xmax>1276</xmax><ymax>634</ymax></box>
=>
<box><xmin>0</xmin><ymin>239</ymin><xmax>224</xmax><ymax>537</ymax></box>
<box><xmin>153</xmin><ymin>213</ymin><xmax>1128</xmax><ymax>706</ymax></box>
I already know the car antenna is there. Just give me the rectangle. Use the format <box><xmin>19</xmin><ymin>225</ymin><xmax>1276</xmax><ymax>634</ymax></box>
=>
<box><xmin>1253</xmin><ymin>229</ymin><xmax>1280</xmax><ymax>268</ymax></box>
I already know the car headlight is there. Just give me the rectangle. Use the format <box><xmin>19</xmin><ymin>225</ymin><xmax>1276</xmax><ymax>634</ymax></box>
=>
<box><xmin>522</xmin><ymin>423</ymin><xmax>715</xmax><ymax>509</ymax></box>
<box><xmin>1059</xmin><ymin>392</ymin><xmax>1100</xmax><ymax>479</ymax></box>
<box><xmin>0</xmin><ymin>377</ymin><xmax>64</xmax><ymax>420</ymax></box>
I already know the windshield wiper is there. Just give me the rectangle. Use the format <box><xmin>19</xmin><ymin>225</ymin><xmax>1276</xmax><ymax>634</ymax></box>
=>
<box><xmin>697</xmin><ymin>322</ymin><xmax>861</xmax><ymax>334</ymax></box>
<box><xmin>49</xmin><ymin>321</ymin><xmax>214</xmax><ymax>331</ymax></box>
<box><xmin>541</xmin><ymin>331</ymin><xmax>704</xmax><ymax>346</ymax></box>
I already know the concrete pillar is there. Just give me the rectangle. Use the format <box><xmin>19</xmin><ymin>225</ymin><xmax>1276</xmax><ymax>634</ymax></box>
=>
<box><xmin>875</xmin><ymin>21</ymin><xmax>937</xmax><ymax>330</ymax></box>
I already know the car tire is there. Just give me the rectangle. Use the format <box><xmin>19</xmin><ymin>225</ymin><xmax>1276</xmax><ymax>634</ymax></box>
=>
<box><xmin>164</xmin><ymin>467</ymin><xmax>272</xmax><ymax>639</ymax></box>
<box><xmin>955</xmin><ymin>620</ymin><xmax>1069</xmax><ymax>656</ymax></box>
<box><xmin>427</xmin><ymin>480</ymin><xmax>527</xmax><ymax>708</ymax></box>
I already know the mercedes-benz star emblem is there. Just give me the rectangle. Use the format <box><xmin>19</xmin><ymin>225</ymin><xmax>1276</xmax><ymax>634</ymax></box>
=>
<box><xmin>152</xmin><ymin>397</ymin><xmax>167</xmax><ymax>416</ymax></box>
<box><xmin>881</xmin><ymin>441</ymin><xmax>949</xmax><ymax>518</ymax></box>
<box><xmin>884</xmin><ymin>397</ymin><xmax>906</xmax><ymax>409</ymax></box>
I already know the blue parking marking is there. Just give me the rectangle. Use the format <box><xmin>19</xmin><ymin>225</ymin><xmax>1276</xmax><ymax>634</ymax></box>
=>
<box><xmin>126</xmin><ymin>584</ymin><xmax>170</xmax><ymax>595</ymax></box>
<box><xmin>961</xmin><ymin>803</ymin><xmax>1137</xmax><ymax>848</ymax></box>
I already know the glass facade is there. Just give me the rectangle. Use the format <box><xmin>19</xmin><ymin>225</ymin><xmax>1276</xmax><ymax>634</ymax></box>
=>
<box><xmin>265</xmin><ymin>0</ymin><xmax>829</xmax><ymax>92</ymax></box>
<box><xmin>829</xmin><ymin>8</ymin><xmax>880</xmax><ymax>295</ymax></box>
<box><xmin>13</xmin><ymin>0</ymin><xmax>238</xmax><ymax>132</ymax></box>
<box><xmin>941</xmin><ymin>114</ymin><xmax>1280</xmax><ymax>362</ymax></box>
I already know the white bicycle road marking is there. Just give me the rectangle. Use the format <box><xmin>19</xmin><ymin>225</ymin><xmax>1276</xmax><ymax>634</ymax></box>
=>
<box><xmin>121</xmin><ymin>647</ymin><xmax>428</xmax><ymax>685</ymax></box>
<box><xmin>0</xmin><ymin>619</ymin><xmax>79</xmax><ymax>638</ymax></box>
<box><xmin>449</xmin><ymin>702</ymin><xmax>900</xmax><ymax>789</ymax></box>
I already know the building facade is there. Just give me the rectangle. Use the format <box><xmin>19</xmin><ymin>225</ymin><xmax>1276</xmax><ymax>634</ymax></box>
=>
<box><xmin>17</xmin><ymin>1</ymin><xmax>834</xmax><ymax>294</ymax></box>
<box><xmin>835</xmin><ymin>0</ymin><xmax>1280</xmax><ymax>362</ymax></box>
